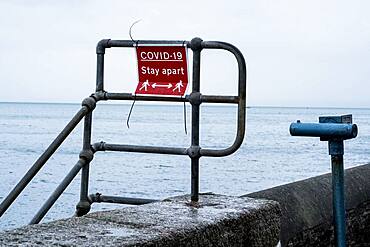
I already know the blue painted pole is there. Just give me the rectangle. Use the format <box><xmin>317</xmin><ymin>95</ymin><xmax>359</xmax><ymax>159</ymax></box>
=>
<box><xmin>328</xmin><ymin>140</ymin><xmax>346</xmax><ymax>247</ymax></box>
<box><xmin>290</xmin><ymin>115</ymin><xmax>357</xmax><ymax>247</ymax></box>
<box><xmin>331</xmin><ymin>154</ymin><xmax>346</xmax><ymax>247</ymax></box>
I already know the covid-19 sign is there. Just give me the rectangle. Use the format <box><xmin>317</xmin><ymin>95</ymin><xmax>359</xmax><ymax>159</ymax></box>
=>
<box><xmin>135</xmin><ymin>45</ymin><xmax>189</xmax><ymax>96</ymax></box>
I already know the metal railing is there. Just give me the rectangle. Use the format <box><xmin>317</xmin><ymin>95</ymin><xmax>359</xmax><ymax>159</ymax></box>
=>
<box><xmin>0</xmin><ymin>37</ymin><xmax>247</xmax><ymax>225</ymax></box>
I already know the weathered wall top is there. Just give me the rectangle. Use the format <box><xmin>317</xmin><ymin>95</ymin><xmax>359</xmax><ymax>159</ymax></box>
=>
<box><xmin>0</xmin><ymin>194</ymin><xmax>280</xmax><ymax>246</ymax></box>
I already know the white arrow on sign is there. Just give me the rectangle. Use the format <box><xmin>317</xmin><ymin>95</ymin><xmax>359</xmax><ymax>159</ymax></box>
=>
<box><xmin>152</xmin><ymin>83</ymin><xmax>172</xmax><ymax>89</ymax></box>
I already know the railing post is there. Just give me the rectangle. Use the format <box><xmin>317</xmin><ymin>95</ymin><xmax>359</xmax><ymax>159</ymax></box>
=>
<box><xmin>189</xmin><ymin>37</ymin><xmax>203</xmax><ymax>202</ymax></box>
<box><xmin>96</xmin><ymin>39</ymin><xmax>110</xmax><ymax>92</ymax></box>
<box><xmin>75</xmin><ymin>111</ymin><xmax>93</xmax><ymax>216</ymax></box>
<box><xmin>331</xmin><ymin>153</ymin><xmax>346</xmax><ymax>247</ymax></box>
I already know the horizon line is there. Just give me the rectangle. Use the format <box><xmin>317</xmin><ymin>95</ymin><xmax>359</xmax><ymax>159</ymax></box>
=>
<box><xmin>0</xmin><ymin>101</ymin><xmax>369</xmax><ymax>110</ymax></box>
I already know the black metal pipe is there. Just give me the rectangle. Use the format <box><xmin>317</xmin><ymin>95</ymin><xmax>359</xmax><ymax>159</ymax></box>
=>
<box><xmin>95</xmin><ymin>39</ymin><xmax>110</xmax><ymax>92</ymax></box>
<box><xmin>199</xmin><ymin>41</ymin><xmax>247</xmax><ymax>157</ymax></box>
<box><xmin>96</xmin><ymin>54</ymin><xmax>104</xmax><ymax>92</ymax></box>
<box><xmin>89</xmin><ymin>193</ymin><xmax>158</xmax><ymax>205</ymax></box>
<box><xmin>96</xmin><ymin>39</ymin><xmax>110</xmax><ymax>54</ymax></box>
<box><xmin>80</xmin><ymin>165</ymin><xmax>90</xmax><ymax>202</ymax></box>
<box><xmin>29</xmin><ymin>159</ymin><xmax>86</xmax><ymax>224</ymax></box>
<box><xmin>76</xmin><ymin>112</ymin><xmax>93</xmax><ymax>216</ymax></box>
<box><xmin>94</xmin><ymin>142</ymin><xmax>188</xmax><ymax>156</ymax></box>
<box><xmin>191</xmin><ymin>158</ymin><xmax>200</xmax><ymax>202</ymax></box>
<box><xmin>106</xmin><ymin>93</ymin><xmax>188</xmax><ymax>102</ymax></box>
<box><xmin>200</xmin><ymin>95</ymin><xmax>239</xmax><ymax>104</ymax></box>
<box><xmin>105</xmin><ymin>92</ymin><xmax>239</xmax><ymax>104</ymax></box>
<box><xmin>190</xmin><ymin>38</ymin><xmax>202</xmax><ymax>202</ymax></box>
<box><xmin>0</xmin><ymin>106</ymin><xmax>89</xmax><ymax>218</ymax></box>
<box><xmin>81</xmin><ymin>113</ymin><xmax>93</xmax><ymax>198</ymax></box>
<box><xmin>107</xmin><ymin>40</ymin><xmax>189</xmax><ymax>48</ymax></box>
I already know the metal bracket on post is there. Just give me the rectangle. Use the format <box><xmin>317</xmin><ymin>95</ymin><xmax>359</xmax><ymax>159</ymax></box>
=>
<box><xmin>290</xmin><ymin>114</ymin><xmax>358</xmax><ymax>247</ymax></box>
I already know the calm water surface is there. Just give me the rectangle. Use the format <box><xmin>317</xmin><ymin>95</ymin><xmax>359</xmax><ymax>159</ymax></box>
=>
<box><xmin>1</xmin><ymin>102</ymin><xmax>370</xmax><ymax>231</ymax></box>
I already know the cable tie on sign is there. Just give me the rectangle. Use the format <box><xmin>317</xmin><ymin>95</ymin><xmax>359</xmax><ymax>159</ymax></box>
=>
<box><xmin>182</xmin><ymin>40</ymin><xmax>188</xmax><ymax>134</ymax></box>
<box><xmin>126</xmin><ymin>94</ymin><xmax>137</xmax><ymax>129</ymax></box>
<box><xmin>126</xmin><ymin>19</ymin><xmax>142</xmax><ymax>128</ymax></box>
<box><xmin>182</xmin><ymin>96</ymin><xmax>187</xmax><ymax>135</ymax></box>
<box><xmin>129</xmin><ymin>19</ymin><xmax>142</xmax><ymax>44</ymax></box>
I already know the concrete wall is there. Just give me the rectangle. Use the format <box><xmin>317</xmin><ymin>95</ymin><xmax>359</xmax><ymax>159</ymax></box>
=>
<box><xmin>246</xmin><ymin>163</ymin><xmax>370</xmax><ymax>246</ymax></box>
<box><xmin>0</xmin><ymin>194</ymin><xmax>280</xmax><ymax>246</ymax></box>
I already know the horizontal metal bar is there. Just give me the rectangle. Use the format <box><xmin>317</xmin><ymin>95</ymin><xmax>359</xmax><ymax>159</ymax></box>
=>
<box><xmin>29</xmin><ymin>159</ymin><xmax>86</xmax><ymax>224</ymax></box>
<box><xmin>0</xmin><ymin>106</ymin><xmax>89</xmax><ymax>218</ymax></box>
<box><xmin>105</xmin><ymin>93</ymin><xmax>187</xmax><ymax>102</ymax></box>
<box><xmin>199</xmin><ymin>146</ymin><xmax>242</xmax><ymax>157</ymax></box>
<box><xmin>201</xmin><ymin>95</ymin><xmax>239</xmax><ymax>104</ymax></box>
<box><xmin>89</xmin><ymin>193</ymin><xmax>158</xmax><ymax>205</ymax></box>
<box><xmin>98</xmin><ymin>38</ymin><xmax>250</xmax><ymax>54</ymax></box>
<box><xmin>290</xmin><ymin>122</ymin><xmax>358</xmax><ymax>140</ymax></box>
<box><xmin>202</xmin><ymin>41</ymin><xmax>243</xmax><ymax>51</ymax></box>
<box><xmin>99</xmin><ymin>39</ymin><xmax>248</xmax><ymax>53</ymax></box>
<box><xmin>93</xmin><ymin>142</ymin><xmax>188</xmax><ymax>156</ymax></box>
<box><xmin>106</xmin><ymin>40</ymin><xmax>190</xmax><ymax>48</ymax></box>
<box><xmin>105</xmin><ymin>93</ymin><xmax>239</xmax><ymax>104</ymax></box>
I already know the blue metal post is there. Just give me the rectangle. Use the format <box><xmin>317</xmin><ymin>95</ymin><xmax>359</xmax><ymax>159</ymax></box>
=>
<box><xmin>328</xmin><ymin>139</ymin><xmax>346</xmax><ymax>247</ymax></box>
<box><xmin>290</xmin><ymin>114</ymin><xmax>358</xmax><ymax>247</ymax></box>
<box><xmin>331</xmin><ymin>154</ymin><xmax>346</xmax><ymax>247</ymax></box>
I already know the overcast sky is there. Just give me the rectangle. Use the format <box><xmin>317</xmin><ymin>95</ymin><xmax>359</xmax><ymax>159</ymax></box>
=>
<box><xmin>1</xmin><ymin>0</ymin><xmax>369</xmax><ymax>107</ymax></box>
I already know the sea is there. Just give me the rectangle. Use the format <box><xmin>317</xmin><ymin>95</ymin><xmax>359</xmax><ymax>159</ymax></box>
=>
<box><xmin>0</xmin><ymin>102</ymin><xmax>370</xmax><ymax>231</ymax></box>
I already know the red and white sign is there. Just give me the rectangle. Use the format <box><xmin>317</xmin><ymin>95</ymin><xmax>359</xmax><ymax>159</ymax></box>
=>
<box><xmin>135</xmin><ymin>45</ymin><xmax>188</xmax><ymax>96</ymax></box>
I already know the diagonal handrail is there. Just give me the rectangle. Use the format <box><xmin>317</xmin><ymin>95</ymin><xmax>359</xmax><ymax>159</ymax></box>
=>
<box><xmin>29</xmin><ymin>155</ymin><xmax>92</xmax><ymax>224</ymax></box>
<box><xmin>0</xmin><ymin>103</ymin><xmax>92</xmax><ymax>218</ymax></box>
